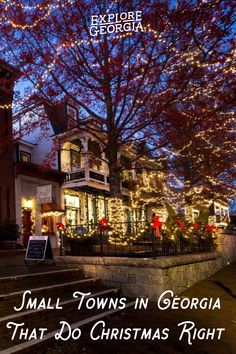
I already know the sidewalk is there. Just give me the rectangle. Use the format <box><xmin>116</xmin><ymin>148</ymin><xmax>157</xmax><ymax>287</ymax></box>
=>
<box><xmin>0</xmin><ymin>251</ymin><xmax>70</xmax><ymax>277</ymax></box>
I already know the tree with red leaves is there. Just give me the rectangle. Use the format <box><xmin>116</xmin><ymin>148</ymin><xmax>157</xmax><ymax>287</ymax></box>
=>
<box><xmin>149</xmin><ymin>58</ymin><xmax>236</xmax><ymax>209</ymax></box>
<box><xmin>0</xmin><ymin>0</ymin><xmax>235</xmax><ymax>201</ymax></box>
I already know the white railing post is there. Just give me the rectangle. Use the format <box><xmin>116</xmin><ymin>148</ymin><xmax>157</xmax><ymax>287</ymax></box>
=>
<box><xmin>82</xmin><ymin>138</ymin><xmax>89</xmax><ymax>181</ymax></box>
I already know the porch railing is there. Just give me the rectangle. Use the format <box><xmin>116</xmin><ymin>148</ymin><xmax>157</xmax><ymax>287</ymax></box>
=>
<box><xmin>61</xmin><ymin>221</ymin><xmax>215</xmax><ymax>258</ymax></box>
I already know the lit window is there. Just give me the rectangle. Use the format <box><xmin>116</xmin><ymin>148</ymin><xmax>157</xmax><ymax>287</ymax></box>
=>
<box><xmin>20</xmin><ymin>151</ymin><xmax>31</xmax><ymax>162</ymax></box>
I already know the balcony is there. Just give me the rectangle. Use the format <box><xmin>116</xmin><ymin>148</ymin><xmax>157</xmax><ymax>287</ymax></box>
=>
<box><xmin>63</xmin><ymin>167</ymin><xmax>109</xmax><ymax>191</ymax></box>
<box><xmin>62</xmin><ymin>168</ymin><xmax>133</xmax><ymax>194</ymax></box>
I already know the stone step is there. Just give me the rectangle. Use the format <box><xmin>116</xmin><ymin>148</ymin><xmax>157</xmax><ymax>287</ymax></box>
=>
<box><xmin>0</xmin><ymin>300</ymin><xmax>135</xmax><ymax>354</ymax></box>
<box><xmin>0</xmin><ymin>288</ymin><xmax>120</xmax><ymax>328</ymax></box>
<box><xmin>0</xmin><ymin>278</ymin><xmax>101</xmax><ymax>317</ymax></box>
<box><xmin>0</xmin><ymin>265</ymin><xmax>131</xmax><ymax>354</ymax></box>
<box><xmin>0</xmin><ymin>288</ymin><xmax>124</xmax><ymax>351</ymax></box>
<box><xmin>0</xmin><ymin>268</ymin><xmax>84</xmax><ymax>294</ymax></box>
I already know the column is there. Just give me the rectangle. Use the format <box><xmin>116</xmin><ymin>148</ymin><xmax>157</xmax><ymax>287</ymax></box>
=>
<box><xmin>82</xmin><ymin>137</ymin><xmax>89</xmax><ymax>181</ymax></box>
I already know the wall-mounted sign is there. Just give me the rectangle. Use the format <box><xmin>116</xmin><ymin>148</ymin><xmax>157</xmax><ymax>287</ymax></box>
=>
<box><xmin>37</xmin><ymin>184</ymin><xmax>52</xmax><ymax>204</ymax></box>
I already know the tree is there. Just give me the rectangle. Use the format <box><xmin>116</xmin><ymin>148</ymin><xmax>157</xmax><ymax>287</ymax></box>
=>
<box><xmin>155</xmin><ymin>106</ymin><xmax>236</xmax><ymax>211</ymax></box>
<box><xmin>0</xmin><ymin>0</ymin><xmax>235</xmax><ymax>203</ymax></box>
<box><xmin>150</xmin><ymin>64</ymin><xmax>236</xmax><ymax>209</ymax></box>
<box><xmin>143</xmin><ymin>0</ymin><xmax>236</xmax><ymax>210</ymax></box>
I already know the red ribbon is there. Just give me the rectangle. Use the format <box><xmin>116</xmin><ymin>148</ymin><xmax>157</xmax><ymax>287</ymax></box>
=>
<box><xmin>99</xmin><ymin>218</ymin><xmax>108</xmax><ymax>229</ymax></box>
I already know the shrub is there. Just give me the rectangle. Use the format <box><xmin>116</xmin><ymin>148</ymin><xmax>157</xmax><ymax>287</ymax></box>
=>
<box><xmin>0</xmin><ymin>220</ymin><xmax>20</xmax><ymax>241</ymax></box>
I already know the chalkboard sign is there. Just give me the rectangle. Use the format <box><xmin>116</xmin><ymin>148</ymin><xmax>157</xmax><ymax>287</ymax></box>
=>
<box><xmin>25</xmin><ymin>236</ymin><xmax>53</xmax><ymax>261</ymax></box>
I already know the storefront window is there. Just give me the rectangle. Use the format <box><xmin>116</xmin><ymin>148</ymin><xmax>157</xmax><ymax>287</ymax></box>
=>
<box><xmin>65</xmin><ymin>194</ymin><xmax>80</xmax><ymax>225</ymax></box>
<box><xmin>88</xmin><ymin>195</ymin><xmax>96</xmax><ymax>224</ymax></box>
<box><xmin>97</xmin><ymin>197</ymin><xmax>106</xmax><ymax>220</ymax></box>
<box><xmin>41</xmin><ymin>216</ymin><xmax>54</xmax><ymax>234</ymax></box>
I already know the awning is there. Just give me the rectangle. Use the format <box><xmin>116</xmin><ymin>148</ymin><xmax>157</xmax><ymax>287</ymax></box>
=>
<box><xmin>41</xmin><ymin>203</ymin><xmax>64</xmax><ymax>216</ymax></box>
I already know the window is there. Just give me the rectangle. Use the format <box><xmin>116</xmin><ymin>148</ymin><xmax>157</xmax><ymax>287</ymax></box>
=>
<box><xmin>20</xmin><ymin>151</ymin><xmax>31</xmax><ymax>163</ymax></box>
<box><xmin>65</xmin><ymin>194</ymin><xmax>80</xmax><ymax>208</ymax></box>
<box><xmin>67</xmin><ymin>104</ymin><xmax>77</xmax><ymax>129</ymax></box>
<box><xmin>70</xmin><ymin>149</ymin><xmax>81</xmax><ymax>171</ymax></box>
<box><xmin>67</xmin><ymin>104</ymin><xmax>77</xmax><ymax>119</ymax></box>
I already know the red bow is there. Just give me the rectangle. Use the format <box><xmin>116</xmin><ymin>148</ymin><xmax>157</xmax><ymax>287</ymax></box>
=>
<box><xmin>56</xmin><ymin>222</ymin><xmax>64</xmax><ymax>229</ymax></box>
<box><xmin>177</xmin><ymin>219</ymin><xmax>185</xmax><ymax>230</ymax></box>
<box><xmin>99</xmin><ymin>218</ymin><xmax>108</xmax><ymax>229</ymax></box>
<box><xmin>152</xmin><ymin>216</ymin><xmax>163</xmax><ymax>229</ymax></box>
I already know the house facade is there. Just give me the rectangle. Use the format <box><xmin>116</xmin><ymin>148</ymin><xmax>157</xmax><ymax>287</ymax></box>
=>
<box><xmin>12</xmin><ymin>99</ymin><xmax>230</xmax><ymax>246</ymax></box>
<box><xmin>13</xmin><ymin>107</ymin><xmax>65</xmax><ymax>247</ymax></box>
<box><xmin>52</xmin><ymin>100</ymin><xmax>167</xmax><ymax>229</ymax></box>
<box><xmin>10</xmin><ymin>100</ymin><xmax>165</xmax><ymax>247</ymax></box>
<box><xmin>0</xmin><ymin>58</ymin><xmax>230</xmax><ymax>251</ymax></box>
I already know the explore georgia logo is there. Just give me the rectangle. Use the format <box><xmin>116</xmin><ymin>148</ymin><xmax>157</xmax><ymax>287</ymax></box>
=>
<box><xmin>89</xmin><ymin>11</ymin><xmax>143</xmax><ymax>36</ymax></box>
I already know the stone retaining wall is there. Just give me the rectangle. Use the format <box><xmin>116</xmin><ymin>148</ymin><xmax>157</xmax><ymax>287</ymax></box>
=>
<box><xmin>220</xmin><ymin>233</ymin><xmax>236</xmax><ymax>265</ymax></box>
<box><xmin>59</xmin><ymin>252</ymin><xmax>223</xmax><ymax>300</ymax></box>
<box><xmin>57</xmin><ymin>233</ymin><xmax>236</xmax><ymax>301</ymax></box>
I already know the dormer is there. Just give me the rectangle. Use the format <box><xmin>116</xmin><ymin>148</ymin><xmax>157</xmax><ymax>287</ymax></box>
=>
<box><xmin>44</xmin><ymin>98</ymin><xmax>79</xmax><ymax>135</ymax></box>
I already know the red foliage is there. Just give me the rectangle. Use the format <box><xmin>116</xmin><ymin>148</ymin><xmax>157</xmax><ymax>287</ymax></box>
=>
<box><xmin>0</xmin><ymin>0</ymin><xmax>234</xmax><ymax>199</ymax></box>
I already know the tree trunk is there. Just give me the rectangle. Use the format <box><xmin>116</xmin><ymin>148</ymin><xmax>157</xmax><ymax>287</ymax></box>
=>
<box><xmin>105</xmin><ymin>77</ymin><xmax>122</xmax><ymax>198</ymax></box>
<box><xmin>107</xmin><ymin>138</ymin><xmax>122</xmax><ymax>198</ymax></box>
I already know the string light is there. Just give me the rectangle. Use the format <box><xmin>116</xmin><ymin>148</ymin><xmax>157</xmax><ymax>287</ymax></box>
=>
<box><xmin>108</xmin><ymin>198</ymin><xmax>128</xmax><ymax>246</ymax></box>
<box><xmin>0</xmin><ymin>0</ymin><xmax>75</xmax><ymax>29</ymax></box>
<box><xmin>0</xmin><ymin>7</ymin><xmax>232</xmax><ymax>222</ymax></box>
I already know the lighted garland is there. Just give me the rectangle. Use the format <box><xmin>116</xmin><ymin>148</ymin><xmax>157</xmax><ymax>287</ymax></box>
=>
<box><xmin>107</xmin><ymin>198</ymin><xmax>128</xmax><ymax>246</ymax></box>
<box><xmin>162</xmin><ymin>217</ymin><xmax>219</xmax><ymax>246</ymax></box>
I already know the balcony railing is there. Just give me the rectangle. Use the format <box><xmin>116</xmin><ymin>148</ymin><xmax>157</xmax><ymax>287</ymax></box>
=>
<box><xmin>63</xmin><ymin>168</ymin><xmax>133</xmax><ymax>192</ymax></box>
<box><xmin>64</xmin><ymin>170</ymin><xmax>85</xmax><ymax>182</ymax></box>
<box><xmin>89</xmin><ymin>170</ymin><xmax>105</xmax><ymax>182</ymax></box>
<box><xmin>64</xmin><ymin>168</ymin><xmax>108</xmax><ymax>184</ymax></box>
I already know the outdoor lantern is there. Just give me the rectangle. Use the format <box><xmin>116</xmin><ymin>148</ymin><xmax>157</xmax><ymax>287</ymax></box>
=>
<box><xmin>25</xmin><ymin>199</ymin><xmax>33</xmax><ymax>209</ymax></box>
